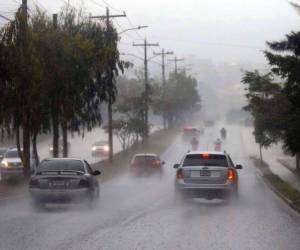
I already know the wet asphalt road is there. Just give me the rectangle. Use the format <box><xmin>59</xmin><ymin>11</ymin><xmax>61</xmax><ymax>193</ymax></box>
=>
<box><xmin>0</xmin><ymin>124</ymin><xmax>300</xmax><ymax>250</ymax></box>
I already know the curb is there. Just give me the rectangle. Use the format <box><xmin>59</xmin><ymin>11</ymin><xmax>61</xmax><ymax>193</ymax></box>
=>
<box><xmin>254</xmin><ymin>162</ymin><xmax>300</xmax><ymax>214</ymax></box>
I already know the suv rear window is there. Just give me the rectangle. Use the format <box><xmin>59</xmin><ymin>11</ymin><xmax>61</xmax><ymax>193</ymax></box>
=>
<box><xmin>38</xmin><ymin>160</ymin><xmax>85</xmax><ymax>172</ymax></box>
<box><xmin>133</xmin><ymin>155</ymin><xmax>158</xmax><ymax>163</ymax></box>
<box><xmin>183</xmin><ymin>154</ymin><xmax>228</xmax><ymax>167</ymax></box>
<box><xmin>5</xmin><ymin>150</ymin><xmax>20</xmax><ymax>158</ymax></box>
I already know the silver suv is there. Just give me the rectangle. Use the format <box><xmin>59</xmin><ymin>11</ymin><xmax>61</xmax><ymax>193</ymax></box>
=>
<box><xmin>174</xmin><ymin>151</ymin><xmax>242</xmax><ymax>200</ymax></box>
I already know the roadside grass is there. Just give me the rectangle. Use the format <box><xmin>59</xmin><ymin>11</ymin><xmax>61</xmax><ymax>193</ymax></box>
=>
<box><xmin>92</xmin><ymin>126</ymin><xmax>180</xmax><ymax>182</ymax></box>
<box><xmin>251</xmin><ymin>156</ymin><xmax>300</xmax><ymax>211</ymax></box>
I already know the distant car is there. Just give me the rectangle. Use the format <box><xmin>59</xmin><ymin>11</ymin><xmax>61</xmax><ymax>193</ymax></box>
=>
<box><xmin>29</xmin><ymin>158</ymin><xmax>100</xmax><ymax>209</ymax></box>
<box><xmin>91</xmin><ymin>141</ymin><xmax>109</xmax><ymax>156</ymax></box>
<box><xmin>174</xmin><ymin>151</ymin><xmax>242</xmax><ymax>201</ymax></box>
<box><xmin>0</xmin><ymin>148</ymin><xmax>24</xmax><ymax>180</ymax></box>
<box><xmin>49</xmin><ymin>139</ymin><xmax>71</xmax><ymax>155</ymax></box>
<box><xmin>0</xmin><ymin>147</ymin><xmax>8</xmax><ymax>162</ymax></box>
<box><xmin>182</xmin><ymin>127</ymin><xmax>200</xmax><ymax>142</ymax></box>
<box><xmin>130</xmin><ymin>154</ymin><xmax>165</xmax><ymax>176</ymax></box>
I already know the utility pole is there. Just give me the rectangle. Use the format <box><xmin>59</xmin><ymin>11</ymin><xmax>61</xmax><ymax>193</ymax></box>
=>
<box><xmin>133</xmin><ymin>39</ymin><xmax>159</xmax><ymax>139</ymax></box>
<box><xmin>153</xmin><ymin>49</ymin><xmax>173</xmax><ymax>129</ymax></box>
<box><xmin>169</xmin><ymin>56</ymin><xmax>184</xmax><ymax>76</ymax></box>
<box><xmin>53</xmin><ymin>13</ymin><xmax>58</xmax><ymax>28</ymax></box>
<box><xmin>90</xmin><ymin>8</ymin><xmax>126</xmax><ymax>162</ymax></box>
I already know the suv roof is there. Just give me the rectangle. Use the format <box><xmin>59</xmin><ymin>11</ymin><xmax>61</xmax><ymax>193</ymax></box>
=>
<box><xmin>186</xmin><ymin>151</ymin><xmax>226</xmax><ymax>156</ymax></box>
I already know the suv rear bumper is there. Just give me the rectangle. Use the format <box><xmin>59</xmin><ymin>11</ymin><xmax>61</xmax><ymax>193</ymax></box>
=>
<box><xmin>175</xmin><ymin>180</ymin><xmax>235</xmax><ymax>192</ymax></box>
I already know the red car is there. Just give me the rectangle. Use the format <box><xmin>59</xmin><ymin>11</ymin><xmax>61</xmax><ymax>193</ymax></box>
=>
<box><xmin>182</xmin><ymin>127</ymin><xmax>200</xmax><ymax>142</ymax></box>
<box><xmin>130</xmin><ymin>154</ymin><xmax>165</xmax><ymax>176</ymax></box>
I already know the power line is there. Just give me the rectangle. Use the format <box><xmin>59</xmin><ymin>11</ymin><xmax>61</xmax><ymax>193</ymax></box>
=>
<box><xmin>101</xmin><ymin>0</ymin><xmax>124</xmax><ymax>13</ymax></box>
<box><xmin>0</xmin><ymin>14</ymin><xmax>13</xmax><ymax>22</ymax></box>
<box><xmin>149</xmin><ymin>36</ymin><xmax>263</xmax><ymax>50</ymax></box>
<box><xmin>88</xmin><ymin>0</ymin><xmax>107</xmax><ymax>10</ymax></box>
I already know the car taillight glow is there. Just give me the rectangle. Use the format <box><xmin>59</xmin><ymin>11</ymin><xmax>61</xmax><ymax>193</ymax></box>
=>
<box><xmin>227</xmin><ymin>168</ymin><xmax>234</xmax><ymax>181</ymax></box>
<box><xmin>176</xmin><ymin>169</ymin><xmax>183</xmax><ymax>179</ymax></box>
<box><xmin>151</xmin><ymin>160</ymin><xmax>161</xmax><ymax>167</ymax></box>
<box><xmin>202</xmin><ymin>152</ymin><xmax>209</xmax><ymax>159</ymax></box>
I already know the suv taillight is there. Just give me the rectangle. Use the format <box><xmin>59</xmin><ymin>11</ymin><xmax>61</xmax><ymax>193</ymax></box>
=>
<box><xmin>227</xmin><ymin>168</ymin><xmax>234</xmax><ymax>181</ymax></box>
<box><xmin>176</xmin><ymin>169</ymin><xmax>183</xmax><ymax>179</ymax></box>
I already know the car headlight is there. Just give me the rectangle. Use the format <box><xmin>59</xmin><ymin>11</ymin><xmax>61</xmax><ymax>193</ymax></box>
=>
<box><xmin>104</xmin><ymin>146</ymin><xmax>109</xmax><ymax>152</ymax></box>
<box><xmin>49</xmin><ymin>146</ymin><xmax>53</xmax><ymax>151</ymax></box>
<box><xmin>92</xmin><ymin>146</ymin><xmax>97</xmax><ymax>151</ymax></box>
<box><xmin>1</xmin><ymin>161</ymin><xmax>9</xmax><ymax>168</ymax></box>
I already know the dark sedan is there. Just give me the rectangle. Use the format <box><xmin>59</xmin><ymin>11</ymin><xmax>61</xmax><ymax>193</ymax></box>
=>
<box><xmin>29</xmin><ymin>158</ymin><xmax>100</xmax><ymax>209</ymax></box>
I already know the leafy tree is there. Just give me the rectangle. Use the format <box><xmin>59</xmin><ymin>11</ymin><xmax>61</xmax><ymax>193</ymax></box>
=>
<box><xmin>265</xmin><ymin>30</ymin><xmax>300</xmax><ymax>171</ymax></box>
<box><xmin>152</xmin><ymin>70</ymin><xmax>201</xmax><ymax>127</ymax></box>
<box><xmin>0</xmin><ymin>9</ymin><xmax>43</xmax><ymax>177</ymax></box>
<box><xmin>242</xmin><ymin>70</ymin><xmax>290</xmax><ymax>162</ymax></box>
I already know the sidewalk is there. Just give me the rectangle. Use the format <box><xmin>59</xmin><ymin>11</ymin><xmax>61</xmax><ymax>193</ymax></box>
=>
<box><xmin>240</xmin><ymin>125</ymin><xmax>300</xmax><ymax>192</ymax></box>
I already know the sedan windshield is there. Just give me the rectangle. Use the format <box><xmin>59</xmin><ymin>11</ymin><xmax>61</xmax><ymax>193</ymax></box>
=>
<box><xmin>183</xmin><ymin>154</ymin><xmax>228</xmax><ymax>167</ymax></box>
<box><xmin>38</xmin><ymin>160</ymin><xmax>85</xmax><ymax>172</ymax></box>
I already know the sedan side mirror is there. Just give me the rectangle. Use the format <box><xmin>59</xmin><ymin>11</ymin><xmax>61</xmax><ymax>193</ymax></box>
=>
<box><xmin>162</xmin><ymin>161</ymin><xmax>166</xmax><ymax>165</ymax></box>
<box><xmin>173</xmin><ymin>164</ymin><xmax>180</xmax><ymax>169</ymax></box>
<box><xmin>93</xmin><ymin>170</ymin><xmax>101</xmax><ymax>176</ymax></box>
<box><xmin>235</xmin><ymin>164</ymin><xmax>243</xmax><ymax>170</ymax></box>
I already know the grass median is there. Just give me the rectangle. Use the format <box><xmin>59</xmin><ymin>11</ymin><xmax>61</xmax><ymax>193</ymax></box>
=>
<box><xmin>251</xmin><ymin>156</ymin><xmax>300</xmax><ymax>212</ymax></box>
<box><xmin>92</xmin><ymin>126</ymin><xmax>180</xmax><ymax>182</ymax></box>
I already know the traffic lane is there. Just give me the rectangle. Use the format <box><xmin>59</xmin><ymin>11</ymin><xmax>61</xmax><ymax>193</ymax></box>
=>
<box><xmin>0</xmin><ymin>134</ymin><xmax>185</xmax><ymax>250</ymax></box>
<box><xmin>61</xmin><ymin>125</ymin><xmax>300</xmax><ymax>250</ymax></box>
<box><xmin>0</xmin><ymin>126</ymin><xmax>300</xmax><ymax>250</ymax></box>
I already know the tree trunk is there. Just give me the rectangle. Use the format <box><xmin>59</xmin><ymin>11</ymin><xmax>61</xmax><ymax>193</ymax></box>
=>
<box><xmin>22</xmin><ymin>125</ymin><xmax>31</xmax><ymax>179</ymax></box>
<box><xmin>52</xmin><ymin>113</ymin><xmax>59</xmax><ymax>158</ymax></box>
<box><xmin>61</xmin><ymin>122</ymin><xmax>68</xmax><ymax>157</ymax></box>
<box><xmin>296</xmin><ymin>152</ymin><xmax>300</xmax><ymax>173</ymax></box>
<box><xmin>16</xmin><ymin>126</ymin><xmax>23</xmax><ymax>162</ymax></box>
<box><xmin>32</xmin><ymin>131</ymin><xmax>39</xmax><ymax>170</ymax></box>
<box><xmin>259</xmin><ymin>144</ymin><xmax>263</xmax><ymax>164</ymax></box>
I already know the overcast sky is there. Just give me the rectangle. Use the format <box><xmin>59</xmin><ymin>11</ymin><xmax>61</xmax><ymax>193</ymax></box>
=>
<box><xmin>1</xmin><ymin>0</ymin><xmax>300</xmax><ymax>66</ymax></box>
<box><xmin>1</xmin><ymin>0</ymin><xmax>299</xmax><ymax>114</ymax></box>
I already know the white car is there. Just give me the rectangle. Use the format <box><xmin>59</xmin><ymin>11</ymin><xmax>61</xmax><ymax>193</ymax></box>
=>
<box><xmin>91</xmin><ymin>141</ymin><xmax>110</xmax><ymax>156</ymax></box>
<box><xmin>0</xmin><ymin>148</ymin><xmax>24</xmax><ymax>180</ymax></box>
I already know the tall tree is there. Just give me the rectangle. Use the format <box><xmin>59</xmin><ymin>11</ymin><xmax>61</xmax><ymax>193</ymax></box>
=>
<box><xmin>265</xmin><ymin>31</ymin><xmax>300</xmax><ymax>171</ymax></box>
<box><xmin>242</xmin><ymin>70</ymin><xmax>288</xmax><ymax>162</ymax></box>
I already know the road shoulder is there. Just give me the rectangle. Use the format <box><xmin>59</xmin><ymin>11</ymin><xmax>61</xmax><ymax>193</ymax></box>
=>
<box><xmin>251</xmin><ymin>156</ymin><xmax>300</xmax><ymax>214</ymax></box>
